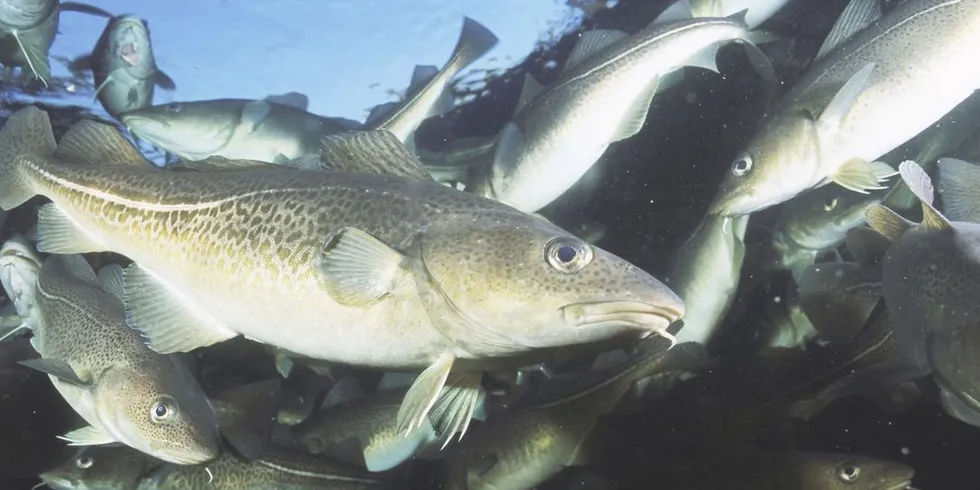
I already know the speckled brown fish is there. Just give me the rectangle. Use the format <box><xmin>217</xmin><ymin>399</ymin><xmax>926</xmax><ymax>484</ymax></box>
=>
<box><xmin>0</xmin><ymin>106</ymin><xmax>683</xmax><ymax>448</ymax></box>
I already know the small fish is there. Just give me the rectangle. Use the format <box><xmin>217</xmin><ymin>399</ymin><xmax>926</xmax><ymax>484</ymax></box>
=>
<box><xmin>0</xmin><ymin>0</ymin><xmax>112</xmax><ymax>87</ymax></box>
<box><xmin>38</xmin><ymin>444</ymin><xmax>403</xmax><ymax>490</ymax></box>
<box><xmin>20</xmin><ymin>255</ymin><xmax>220</xmax><ymax>464</ymax></box>
<box><xmin>710</xmin><ymin>0</ymin><xmax>980</xmax><ymax>216</ymax></box>
<box><xmin>446</xmin><ymin>339</ymin><xmax>708</xmax><ymax>490</ymax></box>
<box><xmin>369</xmin><ymin>17</ymin><xmax>498</xmax><ymax>149</ymax></box>
<box><xmin>0</xmin><ymin>107</ymin><xmax>684</xmax><ymax>454</ymax></box>
<box><xmin>772</xmin><ymin>184</ymin><xmax>885</xmax><ymax>282</ymax></box>
<box><xmin>120</xmin><ymin>95</ymin><xmax>362</xmax><ymax>164</ymax></box>
<box><xmin>69</xmin><ymin>14</ymin><xmax>175</xmax><ymax>118</ymax></box>
<box><xmin>468</xmin><ymin>1</ymin><xmax>775</xmax><ymax>213</ymax></box>
<box><xmin>665</xmin><ymin>213</ymin><xmax>749</xmax><ymax>344</ymax></box>
<box><xmin>826</xmin><ymin>161</ymin><xmax>980</xmax><ymax>428</ymax></box>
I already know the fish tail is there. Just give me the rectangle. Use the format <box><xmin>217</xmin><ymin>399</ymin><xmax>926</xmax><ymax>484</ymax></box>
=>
<box><xmin>0</xmin><ymin>106</ymin><xmax>55</xmax><ymax>210</ymax></box>
<box><xmin>446</xmin><ymin>17</ymin><xmax>499</xmax><ymax>75</ymax></box>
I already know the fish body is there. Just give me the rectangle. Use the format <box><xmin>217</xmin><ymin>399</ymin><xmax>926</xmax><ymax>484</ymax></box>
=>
<box><xmin>773</xmin><ymin>185</ymin><xmax>884</xmax><ymax>281</ymax></box>
<box><xmin>710</xmin><ymin>0</ymin><xmax>980</xmax><ymax>216</ymax></box>
<box><xmin>447</xmin><ymin>340</ymin><xmax>706</xmax><ymax>490</ymax></box>
<box><xmin>369</xmin><ymin>17</ymin><xmax>498</xmax><ymax>146</ymax></box>
<box><xmin>73</xmin><ymin>14</ymin><xmax>175</xmax><ymax>117</ymax></box>
<box><xmin>0</xmin><ymin>234</ymin><xmax>43</xmax><ymax>330</ymax></box>
<box><xmin>666</xmin><ymin>213</ymin><xmax>748</xmax><ymax>344</ymax></box>
<box><xmin>39</xmin><ymin>445</ymin><xmax>402</xmax><ymax>490</ymax></box>
<box><xmin>0</xmin><ymin>107</ymin><xmax>683</xmax><ymax>446</ymax></box>
<box><xmin>28</xmin><ymin>255</ymin><xmax>220</xmax><ymax>464</ymax></box>
<box><xmin>473</xmin><ymin>11</ymin><xmax>773</xmax><ymax>213</ymax></box>
<box><xmin>121</xmin><ymin>98</ymin><xmax>362</xmax><ymax>163</ymax></box>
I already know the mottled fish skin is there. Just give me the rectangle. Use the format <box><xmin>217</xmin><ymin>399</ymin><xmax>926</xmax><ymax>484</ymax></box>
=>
<box><xmin>40</xmin><ymin>445</ymin><xmax>402</xmax><ymax>490</ymax></box>
<box><xmin>32</xmin><ymin>255</ymin><xmax>220</xmax><ymax>465</ymax></box>
<box><xmin>121</xmin><ymin>99</ymin><xmax>360</xmax><ymax>163</ymax></box>
<box><xmin>473</xmin><ymin>15</ymin><xmax>768</xmax><ymax>214</ymax></box>
<box><xmin>665</xmin><ymin>213</ymin><xmax>748</xmax><ymax>344</ymax></box>
<box><xmin>87</xmin><ymin>15</ymin><xmax>168</xmax><ymax>117</ymax></box>
<box><xmin>711</xmin><ymin>0</ymin><xmax>980</xmax><ymax>216</ymax></box>
<box><xmin>2</xmin><ymin>107</ymin><xmax>683</xmax><ymax>372</ymax></box>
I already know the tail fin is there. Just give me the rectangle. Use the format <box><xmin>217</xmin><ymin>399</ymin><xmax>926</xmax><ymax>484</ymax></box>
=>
<box><xmin>446</xmin><ymin>17</ymin><xmax>499</xmax><ymax>75</ymax></box>
<box><xmin>0</xmin><ymin>106</ymin><xmax>54</xmax><ymax>210</ymax></box>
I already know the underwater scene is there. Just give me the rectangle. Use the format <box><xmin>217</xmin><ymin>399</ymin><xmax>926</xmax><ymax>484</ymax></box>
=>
<box><xmin>1</xmin><ymin>0</ymin><xmax>979</xmax><ymax>488</ymax></box>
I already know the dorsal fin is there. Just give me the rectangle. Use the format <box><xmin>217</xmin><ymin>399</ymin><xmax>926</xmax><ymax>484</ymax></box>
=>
<box><xmin>264</xmin><ymin>92</ymin><xmax>309</xmax><ymax>111</ymax></box>
<box><xmin>816</xmin><ymin>0</ymin><xmax>882</xmax><ymax>61</ymax></box>
<box><xmin>652</xmin><ymin>0</ymin><xmax>692</xmax><ymax>25</ymax></box>
<box><xmin>55</xmin><ymin>119</ymin><xmax>149</xmax><ymax>167</ymax></box>
<box><xmin>563</xmin><ymin>30</ymin><xmax>628</xmax><ymax>73</ymax></box>
<box><xmin>320</xmin><ymin>130</ymin><xmax>434</xmax><ymax>181</ymax></box>
<box><xmin>514</xmin><ymin>74</ymin><xmax>544</xmax><ymax>115</ymax></box>
<box><xmin>899</xmin><ymin>160</ymin><xmax>951</xmax><ymax>231</ymax></box>
<box><xmin>166</xmin><ymin>156</ymin><xmax>283</xmax><ymax>172</ymax></box>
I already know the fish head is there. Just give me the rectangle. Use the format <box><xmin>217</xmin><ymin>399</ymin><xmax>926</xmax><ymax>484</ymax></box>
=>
<box><xmin>39</xmin><ymin>446</ymin><xmax>156</xmax><ymax>490</ymax></box>
<box><xmin>0</xmin><ymin>0</ymin><xmax>54</xmax><ymax>29</ymax></box>
<box><xmin>792</xmin><ymin>452</ymin><xmax>914</xmax><ymax>490</ymax></box>
<box><xmin>776</xmin><ymin>185</ymin><xmax>882</xmax><ymax>252</ymax></box>
<box><xmin>107</xmin><ymin>14</ymin><xmax>155</xmax><ymax>76</ymax></box>
<box><xmin>120</xmin><ymin>101</ymin><xmax>240</xmax><ymax>160</ymax></box>
<box><xmin>0</xmin><ymin>235</ymin><xmax>42</xmax><ymax>323</ymax></box>
<box><xmin>418</xmin><ymin>214</ymin><xmax>684</xmax><ymax>351</ymax></box>
<box><xmin>710</xmin><ymin>113</ymin><xmax>821</xmax><ymax>216</ymax></box>
<box><xmin>94</xmin><ymin>359</ymin><xmax>220</xmax><ymax>465</ymax></box>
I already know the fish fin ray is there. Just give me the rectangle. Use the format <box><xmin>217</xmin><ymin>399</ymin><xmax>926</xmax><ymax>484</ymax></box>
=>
<box><xmin>58</xmin><ymin>425</ymin><xmax>116</xmax><ymax>446</ymax></box>
<box><xmin>240</xmin><ymin>100</ymin><xmax>271</xmax><ymax>133</ymax></box>
<box><xmin>166</xmin><ymin>156</ymin><xmax>281</xmax><ymax>171</ymax></box>
<box><xmin>818</xmin><ymin>62</ymin><xmax>875</xmax><ymax>133</ymax></box>
<box><xmin>123</xmin><ymin>263</ymin><xmax>237</xmax><ymax>354</ymax></box>
<box><xmin>49</xmin><ymin>254</ymin><xmax>99</xmax><ymax>285</ymax></box>
<box><xmin>0</xmin><ymin>106</ymin><xmax>56</xmax><ymax>209</ymax></box>
<box><xmin>685</xmin><ymin>43</ymin><xmax>722</xmax><ymax>74</ymax></box>
<box><xmin>816</xmin><ymin>0</ymin><xmax>882</xmax><ymax>61</ymax></box>
<box><xmin>36</xmin><ymin>204</ymin><xmax>105</xmax><ymax>254</ymax></box>
<box><xmin>565</xmin><ymin>30</ymin><xmax>628</xmax><ymax>73</ymax></box>
<box><xmin>937</xmin><ymin>157</ymin><xmax>980</xmax><ymax>223</ymax></box>
<box><xmin>396</xmin><ymin>353</ymin><xmax>454</xmax><ymax>435</ymax></box>
<box><xmin>153</xmin><ymin>70</ymin><xmax>176</xmax><ymax>90</ymax></box>
<box><xmin>865</xmin><ymin>204</ymin><xmax>912</xmax><ymax>241</ymax></box>
<box><xmin>515</xmin><ymin>74</ymin><xmax>545</xmax><ymax>115</ymax></box>
<box><xmin>12</xmin><ymin>30</ymin><xmax>49</xmax><ymax>87</ymax></box>
<box><xmin>264</xmin><ymin>92</ymin><xmax>308</xmax><ymax>111</ymax></box>
<box><xmin>652</xmin><ymin>0</ymin><xmax>692</xmax><ymax>24</ymax></box>
<box><xmin>18</xmin><ymin>357</ymin><xmax>88</xmax><ymax>386</ymax></box>
<box><xmin>318</xmin><ymin>227</ymin><xmax>406</xmax><ymax>308</ymax></box>
<box><xmin>446</xmin><ymin>17</ymin><xmax>498</xmax><ymax>75</ymax></box>
<box><xmin>96</xmin><ymin>264</ymin><xmax>126</xmax><ymax>302</ymax></box>
<box><xmin>899</xmin><ymin>160</ymin><xmax>951</xmax><ymax>230</ymax></box>
<box><xmin>55</xmin><ymin>119</ymin><xmax>149</xmax><ymax>166</ymax></box>
<box><xmin>274</xmin><ymin>351</ymin><xmax>294</xmax><ymax>379</ymax></box>
<box><xmin>320</xmin><ymin>130</ymin><xmax>434</xmax><ymax>181</ymax></box>
<box><xmin>427</xmin><ymin>370</ymin><xmax>483</xmax><ymax>447</ymax></box>
<box><xmin>830</xmin><ymin>158</ymin><xmax>891</xmax><ymax>193</ymax></box>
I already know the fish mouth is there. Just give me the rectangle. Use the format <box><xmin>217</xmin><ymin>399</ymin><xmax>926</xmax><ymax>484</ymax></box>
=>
<box><xmin>149</xmin><ymin>444</ymin><xmax>218</xmax><ymax>465</ymax></box>
<box><xmin>121</xmin><ymin>42</ymin><xmax>141</xmax><ymax>66</ymax></box>
<box><xmin>562</xmin><ymin>301</ymin><xmax>683</xmax><ymax>334</ymax></box>
<box><xmin>38</xmin><ymin>472</ymin><xmax>74</xmax><ymax>489</ymax></box>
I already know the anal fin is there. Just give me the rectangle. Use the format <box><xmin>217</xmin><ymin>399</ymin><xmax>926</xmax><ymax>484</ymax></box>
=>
<box><xmin>427</xmin><ymin>370</ymin><xmax>483</xmax><ymax>448</ymax></box>
<box><xmin>123</xmin><ymin>263</ymin><xmax>237</xmax><ymax>354</ymax></box>
<box><xmin>612</xmin><ymin>76</ymin><xmax>659</xmax><ymax>143</ymax></box>
<box><xmin>36</xmin><ymin>204</ymin><xmax>105</xmax><ymax>254</ymax></box>
<box><xmin>396</xmin><ymin>353</ymin><xmax>454</xmax><ymax>436</ymax></box>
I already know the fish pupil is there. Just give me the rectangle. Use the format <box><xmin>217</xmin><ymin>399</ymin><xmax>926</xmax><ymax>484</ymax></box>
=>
<box><xmin>155</xmin><ymin>404</ymin><xmax>168</xmax><ymax>417</ymax></box>
<box><xmin>557</xmin><ymin>245</ymin><xmax>577</xmax><ymax>263</ymax></box>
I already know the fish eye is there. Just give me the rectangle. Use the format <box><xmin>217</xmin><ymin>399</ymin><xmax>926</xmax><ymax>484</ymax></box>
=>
<box><xmin>836</xmin><ymin>462</ymin><xmax>861</xmax><ymax>483</ymax></box>
<box><xmin>150</xmin><ymin>396</ymin><xmax>178</xmax><ymax>424</ymax></box>
<box><xmin>75</xmin><ymin>456</ymin><xmax>93</xmax><ymax>469</ymax></box>
<box><xmin>731</xmin><ymin>153</ymin><xmax>753</xmax><ymax>176</ymax></box>
<box><xmin>166</xmin><ymin>103</ymin><xmax>183</xmax><ymax>114</ymax></box>
<box><xmin>823</xmin><ymin>196</ymin><xmax>839</xmax><ymax>212</ymax></box>
<box><xmin>544</xmin><ymin>237</ymin><xmax>593</xmax><ymax>273</ymax></box>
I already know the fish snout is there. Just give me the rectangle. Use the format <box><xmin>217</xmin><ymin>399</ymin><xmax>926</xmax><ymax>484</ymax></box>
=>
<box><xmin>561</xmin><ymin>297</ymin><xmax>685</xmax><ymax>338</ymax></box>
<box><xmin>38</xmin><ymin>472</ymin><xmax>75</xmax><ymax>490</ymax></box>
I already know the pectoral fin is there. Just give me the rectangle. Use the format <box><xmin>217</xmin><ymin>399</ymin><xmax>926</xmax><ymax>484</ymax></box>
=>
<box><xmin>937</xmin><ymin>157</ymin><xmax>980</xmax><ymax>223</ymax></box>
<box><xmin>18</xmin><ymin>358</ymin><xmax>88</xmax><ymax>387</ymax></box>
<box><xmin>830</xmin><ymin>159</ymin><xmax>893</xmax><ymax>193</ymax></box>
<box><xmin>58</xmin><ymin>425</ymin><xmax>116</xmax><ymax>446</ymax></box>
<box><xmin>154</xmin><ymin>70</ymin><xmax>176</xmax><ymax>90</ymax></box>
<box><xmin>36</xmin><ymin>204</ymin><xmax>104</xmax><ymax>254</ymax></box>
<box><xmin>318</xmin><ymin>227</ymin><xmax>407</xmax><ymax>308</ymax></box>
<box><xmin>12</xmin><ymin>30</ymin><xmax>50</xmax><ymax>87</ymax></box>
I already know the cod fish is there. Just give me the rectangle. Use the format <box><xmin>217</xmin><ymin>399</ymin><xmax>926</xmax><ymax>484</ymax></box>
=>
<box><xmin>121</xmin><ymin>95</ymin><xmax>362</xmax><ymax>164</ymax></box>
<box><xmin>368</xmin><ymin>17</ymin><xmax>498</xmax><ymax>149</ymax></box>
<box><xmin>690</xmin><ymin>0</ymin><xmax>794</xmax><ymax>29</ymax></box>
<box><xmin>828</xmin><ymin>161</ymin><xmax>980</xmax><ymax>428</ymax></box>
<box><xmin>772</xmin><ymin>184</ymin><xmax>885</xmax><ymax>282</ymax></box>
<box><xmin>665</xmin><ymin>213</ymin><xmax>749</xmax><ymax>344</ymax></box>
<box><xmin>69</xmin><ymin>14</ymin><xmax>175</xmax><ymax>118</ymax></box>
<box><xmin>0</xmin><ymin>234</ymin><xmax>43</xmax><ymax>337</ymax></box>
<box><xmin>39</xmin><ymin>444</ymin><xmax>402</xmax><ymax>490</ymax></box>
<box><xmin>19</xmin><ymin>255</ymin><xmax>220</xmax><ymax>464</ymax></box>
<box><xmin>0</xmin><ymin>107</ymin><xmax>683</xmax><ymax>451</ymax></box>
<box><xmin>445</xmin><ymin>339</ymin><xmax>707</xmax><ymax>490</ymax></box>
<box><xmin>468</xmin><ymin>2</ymin><xmax>775</xmax><ymax>213</ymax></box>
<box><xmin>0</xmin><ymin>0</ymin><xmax>111</xmax><ymax>87</ymax></box>
<box><xmin>709</xmin><ymin>0</ymin><xmax>980</xmax><ymax>216</ymax></box>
